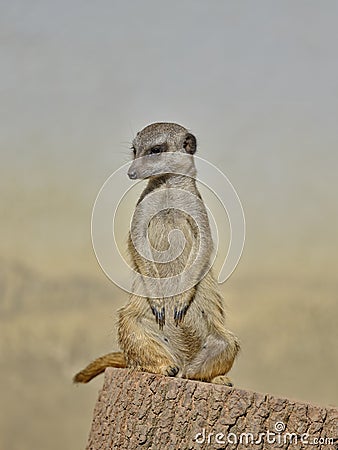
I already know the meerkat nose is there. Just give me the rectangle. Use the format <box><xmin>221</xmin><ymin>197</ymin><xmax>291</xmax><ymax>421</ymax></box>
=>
<box><xmin>128</xmin><ymin>169</ymin><xmax>137</xmax><ymax>179</ymax></box>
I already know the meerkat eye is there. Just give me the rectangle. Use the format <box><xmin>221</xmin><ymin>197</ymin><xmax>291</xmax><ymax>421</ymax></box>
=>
<box><xmin>131</xmin><ymin>146</ymin><xmax>136</xmax><ymax>157</ymax></box>
<box><xmin>150</xmin><ymin>145</ymin><xmax>162</xmax><ymax>154</ymax></box>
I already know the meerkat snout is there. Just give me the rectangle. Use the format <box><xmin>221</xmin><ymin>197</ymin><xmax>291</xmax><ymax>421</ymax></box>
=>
<box><xmin>128</xmin><ymin>168</ymin><xmax>137</xmax><ymax>179</ymax></box>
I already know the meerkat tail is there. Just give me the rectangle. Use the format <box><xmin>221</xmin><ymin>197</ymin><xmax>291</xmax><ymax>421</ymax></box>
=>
<box><xmin>73</xmin><ymin>352</ymin><xmax>126</xmax><ymax>383</ymax></box>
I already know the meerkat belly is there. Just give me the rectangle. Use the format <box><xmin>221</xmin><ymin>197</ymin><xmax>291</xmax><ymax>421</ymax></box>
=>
<box><xmin>147</xmin><ymin>209</ymin><xmax>199</xmax><ymax>278</ymax></box>
<box><xmin>165</xmin><ymin>301</ymin><xmax>209</xmax><ymax>363</ymax></box>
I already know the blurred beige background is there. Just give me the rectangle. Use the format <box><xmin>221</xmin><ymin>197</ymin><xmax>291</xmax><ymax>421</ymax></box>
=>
<box><xmin>1</xmin><ymin>1</ymin><xmax>337</xmax><ymax>449</ymax></box>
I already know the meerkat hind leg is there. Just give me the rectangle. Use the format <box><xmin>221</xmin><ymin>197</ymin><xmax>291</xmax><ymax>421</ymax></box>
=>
<box><xmin>184</xmin><ymin>333</ymin><xmax>239</xmax><ymax>382</ymax></box>
<box><xmin>125</xmin><ymin>333</ymin><xmax>180</xmax><ymax>377</ymax></box>
<box><xmin>128</xmin><ymin>341</ymin><xmax>180</xmax><ymax>377</ymax></box>
<box><xmin>119</xmin><ymin>305</ymin><xmax>180</xmax><ymax>377</ymax></box>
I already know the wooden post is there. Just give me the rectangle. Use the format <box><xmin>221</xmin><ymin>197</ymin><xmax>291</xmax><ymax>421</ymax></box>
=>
<box><xmin>86</xmin><ymin>368</ymin><xmax>337</xmax><ymax>449</ymax></box>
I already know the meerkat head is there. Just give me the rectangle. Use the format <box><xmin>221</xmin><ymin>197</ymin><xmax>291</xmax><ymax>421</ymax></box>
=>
<box><xmin>128</xmin><ymin>122</ymin><xmax>197</xmax><ymax>180</ymax></box>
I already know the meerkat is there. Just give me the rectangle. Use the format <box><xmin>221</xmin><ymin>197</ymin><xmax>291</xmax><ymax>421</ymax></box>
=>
<box><xmin>74</xmin><ymin>122</ymin><xmax>240</xmax><ymax>385</ymax></box>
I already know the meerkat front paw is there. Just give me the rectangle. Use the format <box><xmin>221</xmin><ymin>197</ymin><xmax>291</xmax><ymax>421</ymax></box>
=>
<box><xmin>174</xmin><ymin>304</ymin><xmax>190</xmax><ymax>326</ymax></box>
<box><xmin>210</xmin><ymin>375</ymin><xmax>233</xmax><ymax>387</ymax></box>
<box><xmin>148</xmin><ymin>302</ymin><xmax>165</xmax><ymax>329</ymax></box>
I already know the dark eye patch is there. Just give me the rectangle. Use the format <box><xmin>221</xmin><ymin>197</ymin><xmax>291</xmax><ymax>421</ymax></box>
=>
<box><xmin>131</xmin><ymin>146</ymin><xmax>136</xmax><ymax>157</ymax></box>
<box><xmin>149</xmin><ymin>145</ymin><xmax>163</xmax><ymax>154</ymax></box>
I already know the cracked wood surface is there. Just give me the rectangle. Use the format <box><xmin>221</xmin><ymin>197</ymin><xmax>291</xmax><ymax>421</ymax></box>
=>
<box><xmin>86</xmin><ymin>368</ymin><xmax>337</xmax><ymax>450</ymax></box>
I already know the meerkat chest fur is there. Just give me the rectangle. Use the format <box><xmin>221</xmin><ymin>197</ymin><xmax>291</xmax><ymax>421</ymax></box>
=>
<box><xmin>129</xmin><ymin>175</ymin><xmax>212</xmax><ymax>281</ymax></box>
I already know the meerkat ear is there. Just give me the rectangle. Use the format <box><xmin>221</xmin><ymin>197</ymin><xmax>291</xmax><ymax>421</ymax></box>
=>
<box><xmin>183</xmin><ymin>133</ymin><xmax>197</xmax><ymax>154</ymax></box>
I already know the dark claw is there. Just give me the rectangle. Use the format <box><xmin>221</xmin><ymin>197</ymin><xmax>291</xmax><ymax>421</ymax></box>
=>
<box><xmin>166</xmin><ymin>365</ymin><xmax>179</xmax><ymax>377</ymax></box>
<box><xmin>174</xmin><ymin>305</ymin><xmax>189</xmax><ymax>326</ymax></box>
<box><xmin>151</xmin><ymin>305</ymin><xmax>165</xmax><ymax>329</ymax></box>
<box><xmin>159</xmin><ymin>307</ymin><xmax>165</xmax><ymax>330</ymax></box>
